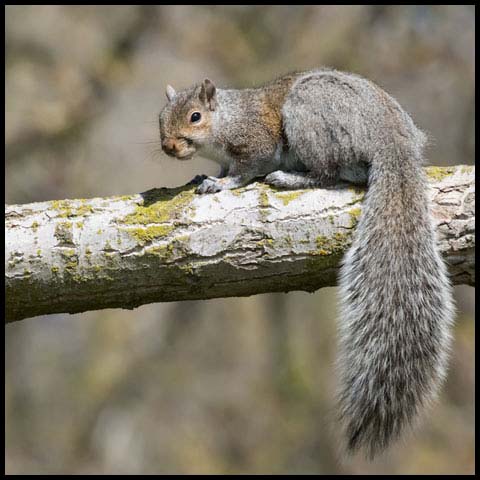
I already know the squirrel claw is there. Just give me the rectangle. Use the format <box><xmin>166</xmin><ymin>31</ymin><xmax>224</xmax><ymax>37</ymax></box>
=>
<box><xmin>195</xmin><ymin>177</ymin><xmax>223</xmax><ymax>194</ymax></box>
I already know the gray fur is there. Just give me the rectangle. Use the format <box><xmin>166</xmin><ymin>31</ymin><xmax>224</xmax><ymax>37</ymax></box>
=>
<box><xmin>159</xmin><ymin>69</ymin><xmax>455</xmax><ymax>458</ymax></box>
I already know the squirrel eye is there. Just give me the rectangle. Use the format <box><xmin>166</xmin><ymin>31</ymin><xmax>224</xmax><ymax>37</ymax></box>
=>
<box><xmin>190</xmin><ymin>112</ymin><xmax>202</xmax><ymax>123</ymax></box>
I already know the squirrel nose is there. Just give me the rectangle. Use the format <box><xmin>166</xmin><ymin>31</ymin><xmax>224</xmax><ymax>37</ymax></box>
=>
<box><xmin>162</xmin><ymin>139</ymin><xmax>177</xmax><ymax>155</ymax></box>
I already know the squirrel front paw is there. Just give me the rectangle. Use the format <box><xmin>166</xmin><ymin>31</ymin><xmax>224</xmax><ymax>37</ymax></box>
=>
<box><xmin>195</xmin><ymin>176</ymin><xmax>224</xmax><ymax>194</ymax></box>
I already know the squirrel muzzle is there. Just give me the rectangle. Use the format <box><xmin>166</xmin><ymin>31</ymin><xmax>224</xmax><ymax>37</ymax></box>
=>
<box><xmin>161</xmin><ymin>137</ymin><xmax>196</xmax><ymax>160</ymax></box>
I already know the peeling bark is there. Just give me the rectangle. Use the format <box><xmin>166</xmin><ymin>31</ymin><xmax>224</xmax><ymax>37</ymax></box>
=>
<box><xmin>5</xmin><ymin>165</ymin><xmax>475</xmax><ymax>323</ymax></box>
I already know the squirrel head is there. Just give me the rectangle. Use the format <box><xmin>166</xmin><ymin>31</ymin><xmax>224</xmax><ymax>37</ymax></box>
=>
<box><xmin>159</xmin><ymin>79</ymin><xmax>217</xmax><ymax>160</ymax></box>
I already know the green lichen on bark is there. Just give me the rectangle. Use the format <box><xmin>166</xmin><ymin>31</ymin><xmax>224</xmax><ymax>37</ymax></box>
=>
<box><xmin>50</xmin><ymin>199</ymin><xmax>94</xmax><ymax>218</ymax></box>
<box><xmin>425</xmin><ymin>166</ymin><xmax>457</xmax><ymax>181</ymax></box>
<box><xmin>144</xmin><ymin>234</ymin><xmax>192</xmax><ymax>262</ymax></box>
<box><xmin>258</xmin><ymin>185</ymin><xmax>271</xmax><ymax>209</ymax></box>
<box><xmin>54</xmin><ymin>221</ymin><xmax>74</xmax><ymax>245</ymax></box>
<box><xmin>123</xmin><ymin>225</ymin><xmax>175</xmax><ymax>244</ymax></box>
<box><xmin>348</xmin><ymin>207</ymin><xmax>362</xmax><ymax>227</ymax></box>
<box><xmin>274</xmin><ymin>190</ymin><xmax>305</xmax><ymax>206</ymax></box>
<box><xmin>460</xmin><ymin>165</ymin><xmax>474</xmax><ymax>174</ymax></box>
<box><xmin>257</xmin><ymin>238</ymin><xmax>274</xmax><ymax>248</ymax></box>
<box><xmin>117</xmin><ymin>186</ymin><xmax>199</xmax><ymax>248</ymax></box>
<box><xmin>306</xmin><ymin>231</ymin><xmax>353</xmax><ymax>273</ymax></box>
<box><xmin>315</xmin><ymin>232</ymin><xmax>352</xmax><ymax>257</ymax></box>
<box><xmin>122</xmin><ymin>186</ymin><xmax>196</xmax><ymax>226</ymax></box>
<box><xmin>231</xmin><ymin>186</ymin><xmax>247</xmax><ymax>197</ymax></box>
<box><xmin>145</xmin><ymin>243</ymin><xmax>174</xmax><ymax>258</ymax></box>
<box><xmin>59</xmin><ymin>249</ymin><xmax>79</xmax><ymax>278</ymax></box>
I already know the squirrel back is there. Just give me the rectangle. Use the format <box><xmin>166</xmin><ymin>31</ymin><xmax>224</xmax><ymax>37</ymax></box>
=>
<box><xmin>159</xmin><ymin>69</ymin><xmax>455</xmax><ymax>458</ymax></box>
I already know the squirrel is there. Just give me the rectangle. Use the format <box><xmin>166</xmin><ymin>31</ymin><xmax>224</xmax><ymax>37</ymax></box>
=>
<box><xmin>158</xmin><ymin>69</ymin><xmax>455</xmax><ymax>458</ymax></box>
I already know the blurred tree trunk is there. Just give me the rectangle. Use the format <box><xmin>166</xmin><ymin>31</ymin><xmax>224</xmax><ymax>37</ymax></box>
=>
<box><xmin>5</xmin><ymin>165</ymin><xmax>475</xmax><ymax>323</ymax></box>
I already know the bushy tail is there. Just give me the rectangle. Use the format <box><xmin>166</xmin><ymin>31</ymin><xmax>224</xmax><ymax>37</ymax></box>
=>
<box><xmin>337</xmin><ymin>147</ymin><xmax>454</xmax><ymax>458</ymax></box>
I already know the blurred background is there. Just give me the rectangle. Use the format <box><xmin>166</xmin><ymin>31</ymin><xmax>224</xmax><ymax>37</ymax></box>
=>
<box><xmin>5</xmin><ymin>5</ymin><xmax>474</xmax><ymax>474</ymax></box>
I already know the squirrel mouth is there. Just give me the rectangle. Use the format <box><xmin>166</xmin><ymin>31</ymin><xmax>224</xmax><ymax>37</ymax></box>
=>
<box><xmin>175</xmin><ymin>138</ymin><xmax>196</xmax><ymax>160</ymax></box>
<box><xmin>176</xmin><ymin>150</ymin><xmax>195</xmax><ymax>160</ymax></box>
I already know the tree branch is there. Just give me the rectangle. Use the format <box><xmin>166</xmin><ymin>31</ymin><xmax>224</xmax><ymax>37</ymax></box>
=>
<box><xmin>5</xmin><ymin>165</ymin><xmax>475</xmax><ymax>323</ymax></box>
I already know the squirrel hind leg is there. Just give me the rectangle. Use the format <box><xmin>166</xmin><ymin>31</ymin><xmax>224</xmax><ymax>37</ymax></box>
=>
<box><xmin>339</xmin><ymin>162</ymin><xmax>369</xmax><ymax>185</ymax></box>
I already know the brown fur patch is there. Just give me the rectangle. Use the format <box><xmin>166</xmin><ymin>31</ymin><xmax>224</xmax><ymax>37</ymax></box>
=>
<box><xmin>260</xmin><ymin>74</ymin><xmax>300</xmax><ymax>142</ymax></box>
<box><xmin>227</xmin><ymin>143</ymin><xmax>249</xmax><ymax>157</ymax></box>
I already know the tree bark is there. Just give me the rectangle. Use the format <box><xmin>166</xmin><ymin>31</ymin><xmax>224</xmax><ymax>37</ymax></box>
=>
<box><xmin>5</xmin><ymin>165</ymin><xmax>475</xmax><ymax>323</ymax></box>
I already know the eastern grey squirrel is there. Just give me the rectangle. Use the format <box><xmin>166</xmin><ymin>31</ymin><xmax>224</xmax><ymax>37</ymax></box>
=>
<box><xmin>158</xmin><ymin>69</ymin><xmax>454</xmax><ymax>458</ymax></box>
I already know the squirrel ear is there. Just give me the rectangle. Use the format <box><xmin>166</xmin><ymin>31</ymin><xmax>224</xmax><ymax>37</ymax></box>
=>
<box><xmin>199</xmin><ymin>79</ymin><xmax>216</xmax><ymax>111</ymax></box>
<box><xmin>166</xmin><ymin>85</ymin><xmax>176</xmax><ymax>102</ymax></box>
